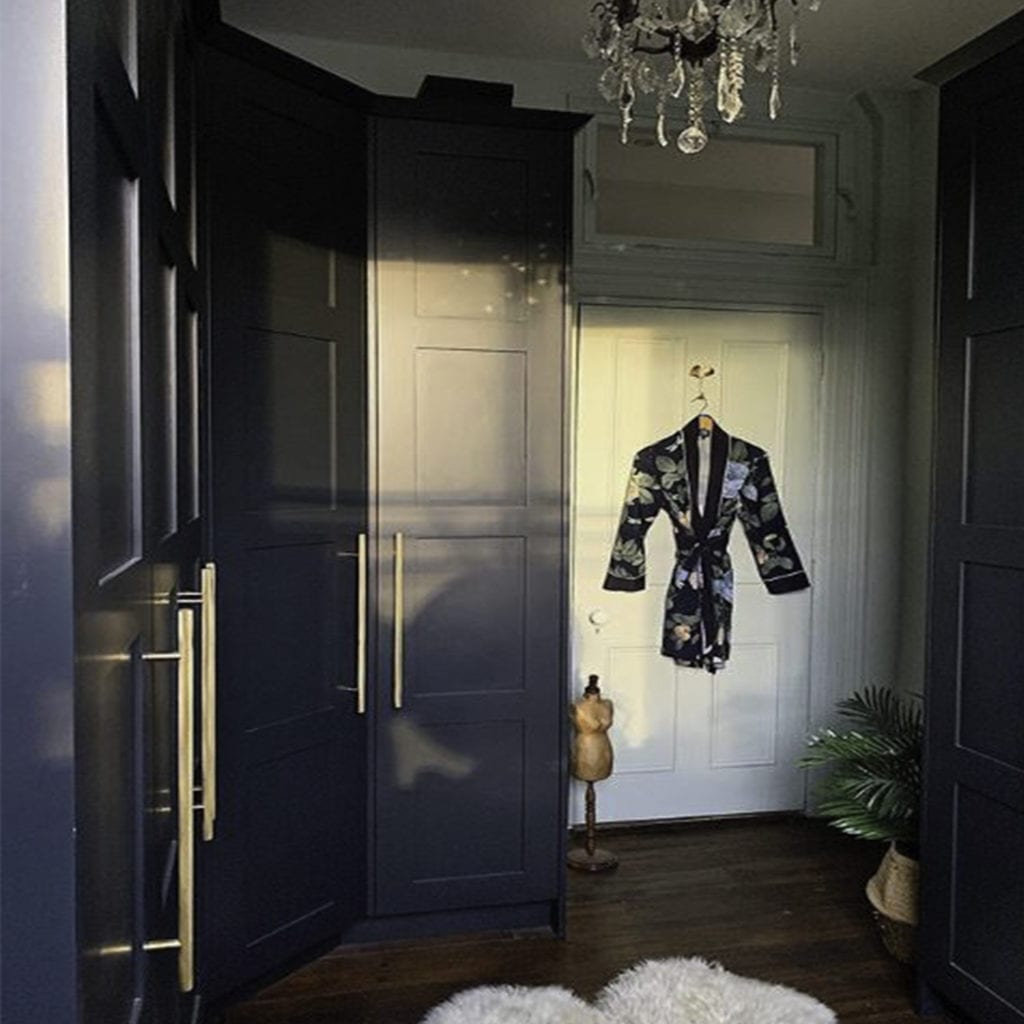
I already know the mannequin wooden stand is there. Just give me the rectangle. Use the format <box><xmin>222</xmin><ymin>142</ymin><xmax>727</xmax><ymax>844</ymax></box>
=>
<box><xmin>567</xmin><ymin>780</ymin><xmax>617</xmax><ymax>872</ymax></box>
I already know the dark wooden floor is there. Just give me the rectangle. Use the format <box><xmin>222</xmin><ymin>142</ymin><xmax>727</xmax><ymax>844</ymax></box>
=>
<box><xmin>224</xmin><ymin>818</ymin><xmax>944</xmax><ymax>1024</ymax></box>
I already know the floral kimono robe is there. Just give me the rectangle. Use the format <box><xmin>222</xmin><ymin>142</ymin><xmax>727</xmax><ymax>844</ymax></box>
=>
<box><xmin>603</xmin><ymin>418</ymin><xmax>809</xmax><ymax>672</ymax></box>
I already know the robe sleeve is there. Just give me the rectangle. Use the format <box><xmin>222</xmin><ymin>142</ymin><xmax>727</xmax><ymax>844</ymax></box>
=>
<box><xmin>603</xmin><ymin>451</ymin><xmax>660</xmax><ymax>592</ymax></box>
<box><xmin>737</xmin><ymin>452</ymin><xmax>810</xmax><ymax>595</ymax></box>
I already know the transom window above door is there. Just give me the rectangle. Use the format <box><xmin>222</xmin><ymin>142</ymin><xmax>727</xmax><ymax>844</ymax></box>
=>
<box><xmin>586</xmin><ymin>121</ymin><xmax>836</xmax><ymax>256</ymax></box>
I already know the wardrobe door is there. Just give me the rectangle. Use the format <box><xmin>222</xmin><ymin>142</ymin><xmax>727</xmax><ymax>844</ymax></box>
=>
<box><xmin>922</xmin><ymin>30</ymin><xmax>1024</xmax><ymax>1024</ymax></box>
<box><xmin>372</xmin><ymin>116</ymin><xmax>571</xmax><ymax>917</ymax></box>
<box><xmin>70</xmin><ymin>0</ymin><xmax>205</xmax><ymax>1020</ymax></box>
<box><xmin>199</xmin><ymin>47</ymin><xmax>368</xmax><ymax>1000</ymax></box>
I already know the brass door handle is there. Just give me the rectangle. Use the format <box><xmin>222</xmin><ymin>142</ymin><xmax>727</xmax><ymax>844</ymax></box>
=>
<box><xmin>141</xmin><ymin>607</ymin><xmax>196</xmax><ymax>992</ymax></box>
<box><xmin>178</xmin><ymin>564</ymin><xmax>217</xmax><ymax>841</ymax></box>
<box><xmin>335</xmin><ymin>539</ymin><xmax>368</xmax><ymax>714</ymax></box>
<box><xmin>200</xmin><ymin>564</ymin><xmax>217</xmax><ymax>842</ymax></box>
<box><xmin>393</xmin><ymin>532</ymin><xmax>404</xmax><ymax>710</ymax></box>
<box><xmin>357</xmin><ymin>533</ymin><xmax>367</xmax><ymax>714</ymax></box>
<box><xmin>176</xmin><ymin>607</ymin><xmax>196</xmax><ymax>992</ymax></box>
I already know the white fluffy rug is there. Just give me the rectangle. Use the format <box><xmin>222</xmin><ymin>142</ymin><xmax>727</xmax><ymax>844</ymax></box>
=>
<box><xmin>420</xmin><ymin>985</ymin><xmax>603</xmax><ymax>1024</ymax></box>
<box><xmin>420</xmin><ymin>958</ymin><xmax>835</xmax><ymax>1024</ymax></box>
<box><xmin>597</xmin><ymin>958</ymin><xmax>837</xmax><ymax>1024</ymax></box>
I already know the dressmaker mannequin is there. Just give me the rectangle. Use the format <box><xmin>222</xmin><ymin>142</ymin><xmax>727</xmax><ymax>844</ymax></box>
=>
<box><xmin>568</xmin><ymin>675</ymin><xmax>618</xmax><ymax>871</ymax></box>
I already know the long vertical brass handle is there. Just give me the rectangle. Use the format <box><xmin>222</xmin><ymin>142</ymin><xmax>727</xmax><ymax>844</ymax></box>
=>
<box><xmin>200</xmin><ymin>563</ymin><xmax>217</xmax><ymax>841</ymax></box>
<box><xmin>139</xmin><ymin>608</ymin><xmax>196</xmax><ymax>990</ymax></box>
<box><xmin>176</xmin><ymin>607</ymin><xmax>196</xmax><ymax>992</ymax></box>
<box><xmin>393</xmin><ymin>532</ymin><xmax>404</xmax><ymax>710</ymax></box>
<box><xmin>356</xmin><ymin>534</ymin><xmax>367</xmax><ymax>714</ymax></box>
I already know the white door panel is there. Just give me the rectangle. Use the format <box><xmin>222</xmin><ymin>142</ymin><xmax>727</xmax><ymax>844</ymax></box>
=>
<box><xmin>573</xmin><ymin>305</ymin><xmax>820</xmax><ymax>822</ymax></box>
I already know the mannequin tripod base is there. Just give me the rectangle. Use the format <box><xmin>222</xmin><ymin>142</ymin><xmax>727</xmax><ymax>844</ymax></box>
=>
<box><xmin>567</xmin><ymin>845</ymin><xmax>618</xmax><ymax>872</ymax></box>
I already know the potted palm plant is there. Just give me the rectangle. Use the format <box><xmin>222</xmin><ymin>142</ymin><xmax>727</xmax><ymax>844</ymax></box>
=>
<box><xmin>799</xmin><ymin>686</ymin><xmax>923</xmax><ymax>962</ymax></box>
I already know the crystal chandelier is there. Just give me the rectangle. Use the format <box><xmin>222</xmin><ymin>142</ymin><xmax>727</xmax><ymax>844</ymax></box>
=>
<box><xmin>583</xmin><ymin>0</ymin><xmax>822</xmax><ymax>154</ymax></box>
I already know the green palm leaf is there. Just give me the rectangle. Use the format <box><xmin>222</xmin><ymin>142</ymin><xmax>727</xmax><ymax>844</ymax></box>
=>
<box><xmin>799</xmin><ymin>686</ymin><xmax>922</xmax><ymax>847</ymax></box>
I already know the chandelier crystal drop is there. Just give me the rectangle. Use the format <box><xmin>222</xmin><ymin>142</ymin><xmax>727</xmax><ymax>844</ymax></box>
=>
<box><xmin>582</xmin><ymin>0</ymin><xmax>823</xmax><ymax>154</ymax></box>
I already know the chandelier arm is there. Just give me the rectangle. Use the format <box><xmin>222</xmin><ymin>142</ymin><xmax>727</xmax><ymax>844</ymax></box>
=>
<box><xmin>632</xmin><ymin>41</ymin><xmax>674</xmax><ymax>55</ymax></box>
<box><xmin>631</xmin><ymin>34</ymin><xmax>720</xmax><ymax>61</ymax></box>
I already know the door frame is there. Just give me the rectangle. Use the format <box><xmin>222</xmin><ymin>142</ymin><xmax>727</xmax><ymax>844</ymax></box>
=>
<box><xmin>568</xmin><ymin>267</ymin><xmax>877</xmax><ymax>812</ymax></box>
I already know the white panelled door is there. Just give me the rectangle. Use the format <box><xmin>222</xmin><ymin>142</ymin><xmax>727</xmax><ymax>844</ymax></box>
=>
<box><xmin>573</xmin><ymin>305</ymin><xmax>820</xmax><ymax>823</ymax></box>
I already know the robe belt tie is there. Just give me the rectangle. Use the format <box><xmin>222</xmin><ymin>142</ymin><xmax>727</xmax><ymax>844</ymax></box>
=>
<box><xmin>675</xmin><ymin>534</ymin><xmax>728</xmax><ymax>672</ymax></box>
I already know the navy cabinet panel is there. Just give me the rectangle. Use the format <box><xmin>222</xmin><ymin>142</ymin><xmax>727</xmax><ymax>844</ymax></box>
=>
<box><xmin>199</xmin><ymin>45</ymin><xmax>368</xmax><ymax>1002</ymax></box>
<box><xmin>922</xmin><ymin>23</ymin><xmax>1024</xmax><ymax>1024</ymax></box>
<box><xmin>372</xmin><ymin>114</ymin><xmax>575</xmax><ymax>919</ymax></box>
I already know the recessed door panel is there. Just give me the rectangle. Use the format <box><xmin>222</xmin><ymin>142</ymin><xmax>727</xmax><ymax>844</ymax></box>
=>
<box><xmin>406</xmin><ymin>536</ymin><xmax>526</xmax><ymax>696</ymax></box>
<box><xmin>606</xmin><ymin>645</ymin><xmax>679</xmax><ymax>774</ymax></box>
<box><xmin>75</xmin><ymin>636</ymin><xmax>144</xmax><ymax>1019</ymax></box>
<box><xmin>720</xmin><ymin>341</ymin><xmax>788</xmax><ymax>478</ymax></box>
<box><xmin>414</xmin><ymin>348</ymin><xmax>527</xmax><ymax>506</ymax></box>
<box><xmin>233</xmin><ymin>543</ymin><xmax>342</xmax><ymax>726</ymax></box>
<box><xmin>244</xmin><ymin>742</ymin><xmax>340</xmax><ymax>946</ymax></box>
<box><xmin>414</xmin><ymin>153</ymin><xmax>528</xmax><ymax>321</ymax></box>
<box><xmin>964</xmin><ymin>329</ymin><xmax>1024</xmax><ymax>528</ymax></box>
<box><xmin>970</xmin><ymin>90</ymin><xmax>1024</xmax><ymax>309</ymax></box>
<box><xmin>158</xmin><ymin>262</ymin><xmax>179</xmax><ymax>537</ymax></box>
<box><xmin>383</xmin><ymin>721</ymin><xmax>526</xmax><ymax>885</ymax></box>
<box><xmin>958</xmin><ymin>563</ymin><xmax>1024</xmax><ymax>771</ymax></box>
<box><xmin>181</xmin><ymin>307</ymin><xmax>200</xmax><ymax>524</ymax></box>
<box><xmin>228</xmin><ymin>105</ymin><xmax>346</xmax><ymax>316</ymax></box>
<box><xmin>94</xmin><ymin>103</ymin><xmax>141</xmax><ymax>579</ymax></box>
<box><xmin>710</xmin><ymin>643</ymin><xmax>779</xmax><ymax>769</ymax></box>
<box><xmin>242</xmin><ymin>332</ymin><xmax>338</xmax><ymax>512</ymax></box>
<box><xmin>101</xmin><ymin>0</ymin><xmax>137</xmax><ymax>90</ymax></box>
<box><xmin>951</xmin><ymin>785</ymin><xmax>1024</xmax><ymax>1007</ymax></box>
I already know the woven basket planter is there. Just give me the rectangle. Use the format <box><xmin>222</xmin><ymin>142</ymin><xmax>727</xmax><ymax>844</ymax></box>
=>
<box><xmin>866</xmin><ymin>843</ymin><xmax>919</xmax><ymax>963</ymax></box>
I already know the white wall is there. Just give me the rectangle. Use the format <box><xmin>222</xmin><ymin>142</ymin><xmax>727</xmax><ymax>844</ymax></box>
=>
<box><xmin>857</xmin><ymin>91</ymin><xmax>918</xmax><ymax>693</ymax></box>
<box><xmin>899</xmin><ymin>89</ymin><xmax>939</xmax><ymax>696</ymax></box>
<box><xmin>847</xmin><ymin>88</ymin><xmax>938</xmax><ymax>699</ymax></box>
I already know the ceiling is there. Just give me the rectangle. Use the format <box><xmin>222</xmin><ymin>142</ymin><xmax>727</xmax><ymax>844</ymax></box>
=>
<box><xmin>222</xmin><ymin>1</ymin><xmax>1023</xmax><ymax>93</ymax></box>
